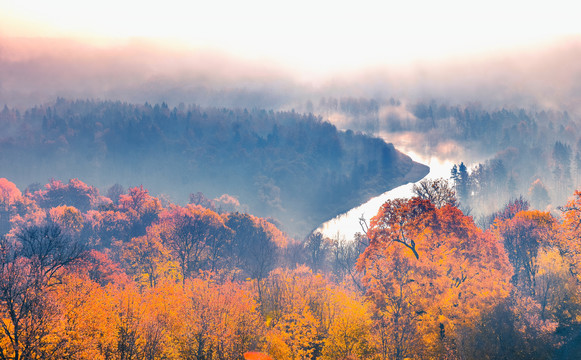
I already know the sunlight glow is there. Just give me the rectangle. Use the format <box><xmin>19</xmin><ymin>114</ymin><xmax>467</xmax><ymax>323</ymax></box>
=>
<box><xmin>1</xmin><ymin>0</ymin><xmax>579</xmax><ymax>75</ymax></box>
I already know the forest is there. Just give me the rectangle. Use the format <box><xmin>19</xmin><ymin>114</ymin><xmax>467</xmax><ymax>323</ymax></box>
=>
<box><xmin>1</xmin><ymin>3</ymin><xmax>579</xmax><ymax>359</ymax></box>
<box><xmin>0</xmin><ymin>99</ymin><xmax>427</xmax><ymax>236</ymax></box>
<box><xmin>310</xmin><ymin>96</ymin><xmax>581</xmax><ymax>219</ymax></box>
<box><xmin>2</xmin><ymin>175</ymin><xmax>581</xmax><ymax>360</ymax></box>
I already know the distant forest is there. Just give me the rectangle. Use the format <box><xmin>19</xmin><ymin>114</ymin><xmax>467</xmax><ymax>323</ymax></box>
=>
<box><xmin>309</xmin><ymin>96</ymin><xmax>581</xmax><ymax>219</ymax></box>
<box><xmin>0</xmin><ymin>98</ymin><xmax>427</xmax><ymax>236</ymax></box>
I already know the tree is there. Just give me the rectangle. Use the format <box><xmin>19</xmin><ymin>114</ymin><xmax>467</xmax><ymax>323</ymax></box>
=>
<box><xmin>32</xmin><ymin>179</ymin><xmax>107</xmax><ymax>213</ymax></box>
<box><xmin>534</xmin><ymin>248</ymin><xmax>580</xmax><ymax>326</ymax></box>
<box><xmin>154</xmin><ymin>205</ymin><xmax>231</xmax><ymax>284</ymax></box>
<box><xmin>172</xmin><ymin>277</ymin><xmax>263</xmax><ymax>360</ymax></box>
<box><xmin>50</xmin><ymin>271</ymin><xmax>118</xmax><ymax>360</ymax></box>
<box><xmin>189</xmin><ymin>192</ymin><xmax>216</xmax><ymax>211</ymax></box>
<box><xmin>558</xmin><ymin>190</ymin><xmax>581</xmax><ymax>281</ymax></box>
<box><xmin>412</xmin><ymin>178</ymin><xmax>458</xmax><ymax>208</ymax></box>
<box><xmin>119</xmin><ymin>186</ymin><xmax>162</xmax><ymax>239</ymax></box>
<box><xmin>321</xmin><ymin>287</ymin><xmax>373</xmax><ymax>360</ymax></box>
<box><xmin>0</xmin><ymin>179</ymin><xmax>22</xmax><ymax>236</ymax></box>
<box><xmin>489</xmin><ymin>196</ymin><xmax>530</xmax><ymax>224</ymax></box>
<box><xmin>261</xmin><ymin>267</ymin><xmax>331</xmax><ymax>360</ymax></box>
<box><xmin>328</xmin><ymin>233</ymin><xmax>366</xmax><ymax>289</ymax></box>
<box><xmin>304</xmin><ymin>232</ymin><xmax>329</xmax><ymax>273</ymax></box>
<box><xmin>360</xmin><ymin>197</ymin><xmax>435</xmax><ymax>260</ymax></box>
<box><xmin>214</xmin><ymin>194</ymin><xmax>241</xmax><ymax>214</ymax></box>
<box><xmin>575</xmin><ymin>151</ymin><xmax>581</xmax><ymax>186</ymax></box>
<box><xmin>117</xmin><ymin>235</ymin><xmax>175</xmax><ymax>288</ymax></box>
<box><xmin>0</xmin><ymin>179</ymin><xmax>21</xmax><ymax>206</ymax></box>
<box><xmin>529</xmin><ymin>179</ymin><xmax>550</xmax><ymax>210</ymax></box>
<box><xmin>451</xmin><ymin>163</ymin><xmax>470</xmax><ymax>204</ymax></box>
<box><xmin>48</xmin><ymin>205</ymin><xmax>84</xmax><ymax>236</ymax></box>
<box><xmin>107</xmin><ymin>184</ymin><xmax>125</xmax><ymax>205</ymax></box>
<box><xmin>84</xmin><ymin>209</ymin><xmax>133</xmax><ymax>247</ymax></box>
<box><xmin>493</xmin><ymin>210</ymin><xmax>555</xmax><ymax>294</ymax></box>
<box><xmin>0</xmin><ymin>224</ymin><xmax>86</xmax><ymax>360</ymax></box>
<box><xmin>0</xmin><ymin>180</ymin><xmax>44</xmax><ymax>238</ymax></box>
<box><xmin>357</xmin><ymin>198</ymin><xmax>512</xmax><ymax>359</ymax></box>
<box><xmin>225</xmin><ymin>213</ymin><xmax>280</xmax><ymax>299</ymax></box>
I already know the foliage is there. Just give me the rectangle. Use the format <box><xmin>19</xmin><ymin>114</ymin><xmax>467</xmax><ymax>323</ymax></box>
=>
<box><xmin>357</xmin><ymin>197</ymin><xmax>512</xmax><ymax>359</ymax></box>
<box><xmin>2</xmin><ymin>177</ymin><xmax>581</xmax><ymax>359</ymax></box>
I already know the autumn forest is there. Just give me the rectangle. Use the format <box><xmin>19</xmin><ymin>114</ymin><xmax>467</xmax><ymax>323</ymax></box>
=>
<box><xmin>2</xmin><ymin>0</ymin><xmax>581</xmax><ymax>358</ymax></box>
<box><xmin>2</xmin><ymin>161</ymin><xmax>581</xmax><ymax>359</ymax></box>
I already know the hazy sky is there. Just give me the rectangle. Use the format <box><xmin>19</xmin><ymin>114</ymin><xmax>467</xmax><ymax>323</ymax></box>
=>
<box><xmin>1</xmin><ymin>0</ymin><xmax>579</xmax><ymax>76</ymax></box>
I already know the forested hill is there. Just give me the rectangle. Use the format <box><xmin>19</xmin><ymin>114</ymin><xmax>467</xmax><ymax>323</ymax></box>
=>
<box><xmin>0</xmin><ymin>99</ymin><xmax>428</xmax><ymax>236</ymax></box>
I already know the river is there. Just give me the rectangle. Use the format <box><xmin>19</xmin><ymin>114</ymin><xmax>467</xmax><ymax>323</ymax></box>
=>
<box><xmin>317</xmin><ymin>150</ymin><xmax>456</xmax><ymax>241</ymax></box>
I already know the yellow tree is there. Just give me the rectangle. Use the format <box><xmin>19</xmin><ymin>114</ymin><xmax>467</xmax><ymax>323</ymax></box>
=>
<box><xmin>321</xmin><ymin>287</ymin><xmax>374</xmax><ymax>360</ymax></box>
<box><xmin>461</xmin><ymin>207</ymin><xmax>577</xmax><ymax>359</ymax></box>
<box><xmin>534</xmin><ymin>248</ymin><xmax>580</xmax><ymax>326</ymax></box>
<box><xmin>261</xmin><ymin>266</ymin><xmax>339</xmax><ymax>360</ymax></box>
<box><xmin>117</xmin><ymin>234</ymin><xmax>177</xmax><ymax>288</ymax></box>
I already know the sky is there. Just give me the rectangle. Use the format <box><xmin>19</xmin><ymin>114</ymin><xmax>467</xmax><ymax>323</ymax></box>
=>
<box><xmin>1</xmin><ymin>0</ymin><xmax>580</xmax><ymax>77</ymax></box>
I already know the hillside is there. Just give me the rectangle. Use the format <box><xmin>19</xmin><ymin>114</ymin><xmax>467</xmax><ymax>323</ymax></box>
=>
<box><xmin>0</xmin><ymin>99</ymin><xmax>428</xmax><ymax>236</ymax></box>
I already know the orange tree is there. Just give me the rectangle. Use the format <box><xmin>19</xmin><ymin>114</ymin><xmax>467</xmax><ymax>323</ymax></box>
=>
<box><xmin>357</xmin><ymin>197</ymin><xmax>512</xmax><ymax>359</ymax></box>
<box><xmin>559</xmin><ymin>190</ymin><xmax>581</xmax><ymax>280</ymax></box>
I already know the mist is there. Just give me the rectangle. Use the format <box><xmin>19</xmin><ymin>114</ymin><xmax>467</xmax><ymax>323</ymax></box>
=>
<box><xmin>0</xmin><ymin>37</ymin><xmax>300</xmax><ymax>109</ymax></box>
<box><xmin>2</xmin><ymin>36</ymin><xmax>581</xmax><ymax>114</ymax></box>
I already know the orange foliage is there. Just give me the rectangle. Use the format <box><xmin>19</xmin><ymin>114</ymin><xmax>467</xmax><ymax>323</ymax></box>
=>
<box><xmin>9</xmin><ymin>176</ymin><xmax>577</xmax><ymax>359</ymax></box>
<box><xmin>257</xmin><ymin>217</ymin><xmax>288</xmax><ymax>249</ymax></box>
<box><xmin>261</xmin><ymin>266</ymin><xmax>375</xmax><ymax>359</ymax></box>
<box><xmin>117</xmin><ymin>234</ymin><xmax>177</xmax><ymax>287</ymax></box>
<box><xmin>52</xmin><ymin>271</ymin><xmax>118</xmax><ymax>359</ymax></box>
<box><xmin>244</xmin><ymin>352</ymin><xmax>274</xmax><ymax>360</ymax></box>
<box><xmin>358</xmin><ymin>198</ymin><xmax>513</xmax><ymax>358</ymax></box>
<box><xmin>560</xmin><ymin>190</ymin><xmax>581</xmax><ymax>276</ymax></box>
<box><xmin>173</xmin><ymin>277</ymin><xmax>264</xmax><ymax>359</ymax></box>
